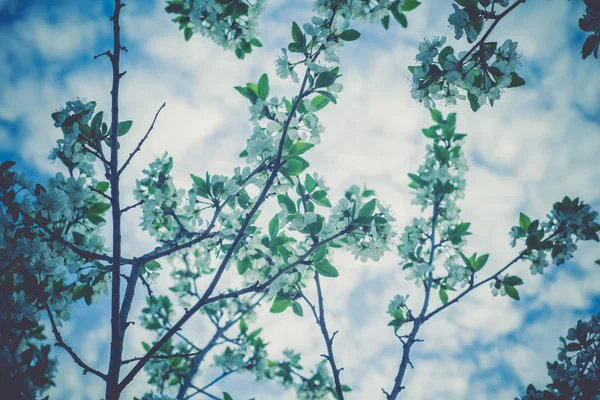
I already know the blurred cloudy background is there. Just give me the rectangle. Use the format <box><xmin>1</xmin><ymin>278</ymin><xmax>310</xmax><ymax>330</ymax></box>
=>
<box><xmin>1</xmin><ymin>0</ymin><xmax>599</xmax><ymax>399</ymax></box>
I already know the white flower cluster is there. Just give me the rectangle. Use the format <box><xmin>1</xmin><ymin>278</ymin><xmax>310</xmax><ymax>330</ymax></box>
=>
<box><xmin>411</xmin><ymin>35</ymin><xmax>521</xmax><ymax>108</ymax></box>
<box><xmin>49</xmin><ymin>98</ymin><xmax>98</xmax><ymax>168</ymax></box>
<box><xmin>489</xmin><ymin>276</ymin><xmax>508</xmax><ymax>297</ymax></box>
<box><xmin>399</xmin><ymin>114</ymin><xmax>473</xmax><ymax>291</ymax></box>
<box><xmin>274</xmin><ymin>15</ymin><xmax>345</xmax><ymax>99</ymax></box>
<box><xmin>509</xmin><ymin>198</ymin><xmax>599</xmax><ymax>276</ymax></box>
<box><xmin>411</xmin><ymin>142</ymin><xmax>468</xmax><ymax>213</ymax></box>
<box><xmin>314</xmin><ymin>0</ymin><xmax>396</xmax><ymax>24</ymax></box>
<box><xmin>387</xmin><ymin>294</ymin><xmax>409</xmax><ymax>316</ymax></box>
<box><xmin>245</xmin><ymin>98</ymin><xmax>325</xmax><ymax>168</ymax></box>
<box><xmin>186</xmin><ymin>0</ymin><xmax>266</xmax><ymax>51</ymax></box>
<box><xmin>325</xmin><ymin>186</ymin><xmax>397</xmax><ymax>262</ymax></box>
<box><xmin>134</xmin><ymin>153</ymin><xmax>185</xmax><ymax>241</ymax></box>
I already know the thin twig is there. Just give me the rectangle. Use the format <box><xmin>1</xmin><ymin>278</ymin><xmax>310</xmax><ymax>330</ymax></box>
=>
<box><xmin>45</xmin><ymin>302</ymin><xmax>107</xmax><ymax>380</ymax></box>
<box><xmin>118</xmin><ymin>102</ymin><xmax>166</xmax><ymax>176</ymax></box>
<box><xmin>314</xmin><ymin>272</ymin><xmax>344</xmax><ymax>400</ymax></box>
<box><xmin>121</xmin><ymin>200</ymin><xmax>143</xmax><ymax>213</ymax></box>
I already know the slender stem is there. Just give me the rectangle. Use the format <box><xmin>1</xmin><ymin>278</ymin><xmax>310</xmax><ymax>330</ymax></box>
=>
<box><xmin>458</xmin><ymin>0</ymin><xmax>527</xmax><ymax>66</ymax></box>
<box><xmin>186</xmin><ymin>370</ymin><xmax>237</xmax><ymax>400</ymax></box>
<box><xmin>45</xmin><ymin>303</ymin><xmax>107</xmax><ymax>380</ymax></box>
<box><xmin>118</xmin><ymin>102</ymin><xmax>166</xmax><ymax>176</ymax></box>
<box><xmin>177</xmin><ymin>293</ymin><xmax>266</xmax><ymax>397</ymax></box>
<box><xmin>386</xmin><ymin>200</ymin><xmax>440</xmax><ymax>399</ymax></box>
<box><xmin>314</xmin><ymin>272</ymin><xmax>344</xmax><ymax>400</ymax></box>
<box><xmin>121</xmin><ymin>200</ymin><xmax>143</xmax><ymax>213</ymax></box>
<box><xmin>424</xmin><ymin>251</ymin><xmax>525</xmax><ymax>321</ymax></box>
<box><xmin>106</xmin><ymin>1</ymin><xmax>125</xmax><ymax>398</ymax></box>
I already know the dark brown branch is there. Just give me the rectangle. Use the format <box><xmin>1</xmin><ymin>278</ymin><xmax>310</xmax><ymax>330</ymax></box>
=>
<box><xmin>90</xmin><ymin>185</ymin><xmax>112</xmax><ymax>201</ymax></box>
<box><xmin>121</xmin><ymin>350</ymin><xmax>205</xmax><ymax>365</ymax></box>
<box><xmin>45</xmin><ymin>302</ymin><xmax>107</xmax><ymax>380</ymax></box>
<box><xmin>121</xmin><ymin>200</ymin><xmax>143</xmax><ymax>213</ymax></box>
<box><xmin>94</xmin><ymin>50</ymin><xmax>113</xmax><ymax>60</ymax></box>
<box><xmin>424</xmin><ymin>252</ymin><xmax>525</xmax><ymax>322</ymax></box>
<box><xmin>118</xmin><ymin>102</ymin><xmax>166</xmax><ymax>176</ymax></box>
<box><xmin>186</xmin><ymin>370</ymin><xmax>237</xmax><ymax>400</ymax></box>
<box><xmin>314</xmin><ymin>272</ymin><xmax>344</xmax><ymax>399</ymax></box>
<box><xmin>386</xmin><ymin>200</ymin><xmax>440</xmax><ymax>400</ymax></box>
<box><xmin>106</xmin><ymin>0</ymin><xmax>125</xmax><ymax>397</ymax></box>
<box><xmin>82</xmin><ymin>145</ymin><xmax>111</xmax><ymax>166</ymax></box>
<box><xmin>458</xmin><ymin>0</ymin><xmax>527</xmax><ymax>66</ymax></box>
<box><xmin>17</xmin><ymin>207</ymin><xmax>113</xmax><ymax>262</ymax></box>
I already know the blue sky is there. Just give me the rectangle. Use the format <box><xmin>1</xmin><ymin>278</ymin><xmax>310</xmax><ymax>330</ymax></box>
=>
<box><xmin>1</xmin><ymin>0</ymin><xmax>599</xmax><ymax>399</ymax></box>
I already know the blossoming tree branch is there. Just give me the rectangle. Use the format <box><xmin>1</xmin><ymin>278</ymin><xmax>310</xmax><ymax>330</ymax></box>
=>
<box><xmin>1</xmin><ymin>1</ymin><xmax>598</xmax><ymax>400</ymax></box>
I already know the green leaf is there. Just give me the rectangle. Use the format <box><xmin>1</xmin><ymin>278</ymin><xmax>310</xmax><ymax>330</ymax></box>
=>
<box><xmin>504</xmin><ymin>285</ymin><xmax>520</xmax><ymax>301</ymax></box>
<box><xmin>96</xmin><ymin>181</ymin><xmax>109</xmax><ymax>193</ymax></box>
<box><xmin>439</xmin><ymin>288</ymin><xmax>448</xmax><ymax>305</ymax></box>
<box><xmin>281</xmin><ymin>156</ymin><xmax>309</xmax><ymax>176</ymax></box>
<box><xmin>88</xmin><ymin>202</ymin><xmax>111</xmax><ymax>215</ymax></box>
<box><xmin>311</xmin><ymin>95</ymin><xmax>330</xmax><ymax>111</ymax></box>
<box><xmin>145</xmin><ymin>260</ymin><xmax>161</xmax><ymax>271</ymax></box>
<box><xmin>223</xmin><ymin>392</ymin><xmax>234</xmax><ymax>400</ymax></box>
<box><xmin>473</xmin><ymin>254</ymin><xmax>489</xmax><ymax>271</ymax></box>
<box><xmin>311</xmin><ymin>192</ymin><xmax>332</xmax><ymax>208</ymax></box>
<box><xmin>304</xmin><ymin>173</ymin><xmax>318</xmax><ymax>192</ymax></box>
<box><xmin>438</xmin><ymin>46</ymin><xmax>454</xmax><ymax>66</ymax></box>
<box><xmin>401</xmin><ymin>0</ymin><xmax>421</xmax><ymax>11</ymax></box>
<box><xmin>381</xmin><ymin>15</ymin><xmax>390</xmax><ymax>30</ymax></box>
<box><xmin>291</xmin><ymin>22</ymin><xmax>304</xmax><ymax>46</ymax></box>
<box><xmin>519</xmin><ymin>212</ymin><xmax>531</xmax><ymax>230</ymax></box>
<box><xmin>391</xmin><ymin>7</ymin><xmax>408</xmax><ymax>28</ymax></box>
<box><xmin>292</xmin><ymin>301</ymin><xmax>304</xmax><ymax>317</ymax></box>
<box><xmin>270</xmin><ymin>298</ymin><xmax>292</xmax><ymax>313</ymax></box>
<box><xmin>72</xmin><ymin>231</ymin><xmax>86</xmax><ymax>246</ymax></box>
<box><xmin>339</xmin><ymin>29</ymin><xmax>361</xmax><ymax>41</ymax></box>
<box><xmin>358</xmin><ymin>199</ymin><xmax>377</xmax><ymax>218</ymax></box>
<box><xmin>467</xmin><ymin>91</ymin><xmax>482</xmax><ymax>112</ymax></box>
<box><xmin>503</xmin><ymin>275</ymin><xmax>523</xmax><ymax>286</ymax></box>
<box><xmin>269</xmin><ymin>216</ymin><xmax>279</xmax><ymax>239</ymax></box>
<box><xmin>234</xmin><ymin>86</ymin><xmax>258</xmax><ymax>104</ymax></box>
<box><xmin>87</xmin><ymin>214</ymin><xmax>105</xmax><ymax>225</ymax></box>
<box><xmin>459</xmin><ymin>252</ymin><xmax>472</xmax><ymax>269</ymax></box>
<box><xmin>508</xmin><ymin>72</ymin><xmax>526</xmax><ymax>88</ymax></box>
<box><xmin>315</xmin><ymin>90</ymin><xmax>337</xmax><ymax>104</ymax></box>
<box><xmin>281</xmin><ymin>160</ymin><xmax>304</xmax><ymax>176</ymax></box>
<box><xmin>258</xmin><ymin>73</ymin><xmax>270</xmax><ymax>101</ymax></box>
<box><xmin>288</xmin><ymin>42</ymin><xmax>304</xmax><ymax>53</ymax></box>
<box><xmin>117</xmin><ymin>120</ymin><xmax>133</xmax><ymax>136</ymax></box>
<box><xmin>278</xmin><ymin>194</ymin><xmax>297</xmax><ymax>214</ymax></box>
<box><xmin>250</xmin><ymin>38</ymin><xmax>262</xmax><ymax>47</ymax></box>
<box><xmin>314</xmin><ymin>260</ymin><xmax>339</xmax><ymax>278</ymax></box>
<box><xmin>237</xmin><ymin>257</ymin><xmax>251</xmax><ymax>275</ymax></box>
<box><xmin>288</xmin><ymin>142</ymin><xmax>314</xmax><ymax>156</ymax></box>
<box><xmin>313</xmin><ymin>246</ymin><xmax>328</xmax><ymax>263</ymax></box>
<box><xmin>184</xmin><ymin>26</ymin><xmax>193</xmax><ymax>41</ymax></box>
<box><xmin>430</xmin><ymin>109</ymin><xmax>443</xmax><ymax>123</ymax></box>
<box><xmin>314</xmin><ymin>67</ymin><xmax>339</xmax><ymax>89</ymax></box>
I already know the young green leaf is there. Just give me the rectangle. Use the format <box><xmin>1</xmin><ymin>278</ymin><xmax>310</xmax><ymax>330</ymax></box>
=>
<box><xmin>292</xmin><ymin>301</ymin><xmax>304</xmax><ymax>317</ymax></box>
<box><xmin>314</xmin><ymin>260</ymin><xmax>339</xmax><ymax>278</ymax></box>
<box><xmin>504</xmin><ymin>285</ymin><xmax>520</xmax><ymax>301</ymax></box>
<box><xmin>339</xmin><ymin>29</ymin><xmax>361</xmax><ymax>41</ymax></box>
<box><xmin>358</xmin><ymin>199</ymin><xmax>377</xmax><ymax>217</ymax></box>
<box><xmin>270</xmin><ymin>298</ymin><xmax>292</xmax><ymax>313</ymax></box>
<box><xmin>258</xmin><ymin>73</ymin><xmax>269</xmax><ymax>100</ymax></box>
<box><xmin>117</xmin><ymin>120</ymin><xmax>133</xmax><ymax>136</ymax></box>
